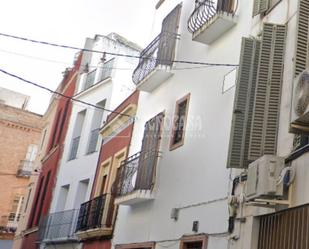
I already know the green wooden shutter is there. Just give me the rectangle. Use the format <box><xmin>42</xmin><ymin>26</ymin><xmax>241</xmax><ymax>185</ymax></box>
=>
<box><xmin>252</xmin><ymin>0</ymin><xmax>270</xmax><ymax>17</ymax></box>
<box><xmin>227</xmin><ymin>38</ymin><xmax>261</xmax><ymax>169</ymax></box>
<box><xmin>248</xmin><ymin>23</ymin><xmax>286</xmax><ymax>161</ymax></box>
<box><xmin>294</xmin><ymin>0</ymin><xmax>309</xmax><ymax>78</ymax></box>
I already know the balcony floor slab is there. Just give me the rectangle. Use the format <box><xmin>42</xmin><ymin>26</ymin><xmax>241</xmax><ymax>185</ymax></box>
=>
<box><xmin>136</xmin><ymin>66</ymin><xmax>173</xmax><ymax>92</ymax></box>
<box><xmin>115</xmin><ymin>190</ymin><xmax>155</xmax><ymax>206</ymax></box>
<box><xmin>192</xmin><ymin>13</ymin><xmax>237</xmax><ymax>45</ymax></box>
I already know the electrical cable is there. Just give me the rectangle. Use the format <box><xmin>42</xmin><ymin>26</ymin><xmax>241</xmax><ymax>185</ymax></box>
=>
<box><xmin>0</xmin><ymin>32</ymin><xmax>239</xmax><ymax>67</ymax></box>
<box><xmin>0</xmin><ymin>47</ymin><xmax>229</xmax><ymax>72</ymax></box>
<box><xmin>0</xmin><ymin>68</ymin><xmax>133</xmax><ymax>117</ymax></box>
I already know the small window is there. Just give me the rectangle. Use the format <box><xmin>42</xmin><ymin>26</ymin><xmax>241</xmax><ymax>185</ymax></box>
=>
<box><xmin>170</xmin><ymin>93</ymin><xmax>190</xmax><ymax>150</ymax></box>
<box><xmin>180</xmin><ymin>235</ymin><xmax>208</xmax><ymax>249</ymax></box>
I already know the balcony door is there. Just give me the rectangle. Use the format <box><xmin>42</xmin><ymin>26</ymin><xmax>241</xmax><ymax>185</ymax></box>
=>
<box><xmin>135</xmin><ymin>112</ymin><xmax>164</xmax><ymax>190</ymax></box>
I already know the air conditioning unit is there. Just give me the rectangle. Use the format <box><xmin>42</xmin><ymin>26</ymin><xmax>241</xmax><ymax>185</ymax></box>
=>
<box><xmin>246</xmin><ymin>155</ymin><xmax>284</xmax><ymax>201</ymax></box>
<box><xmin>290</xmin><ymin>70</ymin><xmax>309</xmax><ymax>133</ymax></box>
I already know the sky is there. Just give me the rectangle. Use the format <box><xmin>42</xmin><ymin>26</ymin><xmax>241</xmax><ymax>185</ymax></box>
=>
<box><xmin>0</xmin><ymin>0</ymin><xmax>166</xmax><ymax>114</ymax></box>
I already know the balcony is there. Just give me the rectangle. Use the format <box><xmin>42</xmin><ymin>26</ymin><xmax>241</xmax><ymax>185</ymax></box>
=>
<box><xmin>84</xmin><ymin>69</ymin><xmax>96</xmax><ymax>90</ymax></box>
<box><xmin>187</xmin><ymin>0</ymin><xmax>238</xmax><ymax>45</ymax></box>
<box><xmin>83</xmin><ymin>58</ymin><xmax>114</xmax><ymax>91</ymax></box>
<box><xmin>114</xmin><ymin>151</ymin><xmax>160</xmax><ymax>205</ymax></box>
<box><xmin>132</xmin><ymin>32</ymin><xmax>178</xmax><ymax>92</ymax></box>
<box><xmin>16</xmin><ymin>160</ymin><xmax>33</xmax><ymax>177</ymax></box>
<box><xmin>75</xmin><ymin>194</ymin><xmax>114</xmax><ymax>239</ymax></box>
<box><xmin>38</xmin><ymin>209</ymin><xmax>79</xmax><ymax>243</ymax></box>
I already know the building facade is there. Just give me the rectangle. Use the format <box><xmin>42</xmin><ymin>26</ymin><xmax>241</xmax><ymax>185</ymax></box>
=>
<box><xmin>112</xmin><ymin>1</ymin><xmax>246</xmax><ymax>249</ymax></box>
<box><xmin>37</xmin><ymin>34</ymin><xmax>141</xmax><ymax>249</ymax></box>
<box><xmin>20</xmin><ymin>53</ymin><xmax>83</xmax><ymax>249</ymax></box>
<box><xmin>225</xmin><ymin>0</ymin><xmax>309</xmax><ymax>249</ymax></box>
<box><xmin>12</xmin><ymin>86</ymin><xmax>59</xmax><ymax>249</ymax></box>
<box><xmin>0</xmin><ymin>88</ymin><xmax>43</xmax><ymax>249</ymax></box>
<box><xmin>75</xmin><ymin>91</ymin><xmax>139</xmax><ymax>249</ymax></box>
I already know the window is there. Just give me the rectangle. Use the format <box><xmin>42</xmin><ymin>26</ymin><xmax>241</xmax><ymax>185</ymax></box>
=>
<box><xmin>180</xmin><ymin>235</ymin><xmax>208</xmax><ymax>249</ymax></box>
<box><xmin>87</xmin><ymin>100</ymin><xmax>106</xmax><ymax>154</ymax></box>
<box><xmin>68</xmin><ymin>109</ymin><xmax>86</xmax><ymax>160</ymax></box>
<box><xmin>73</xmin><ymin>179</ymin><xmax>89</xmax><ymax>209</ymax></box>
<box><xmin>24</xmin><ymin>188</ymin><xmax>32</xmax><ymax>213</ymax></box>
<box><xmin>170</xmin><ymin>94</ymin><xmax>190</xmax><ymax>150</ymax></box>
<box><xmin>25</xmin><ymin>144</ymin><xmax>38</xmax><ymax>162</ymax></box>
<box><xmin>9</xmin><ymin>196</ymin><xmax>23</xmax><ymax>222</ymax></box>
<box><xmin>95</xmin><ymin>158</ymin><xmax>111</xmax><ymax>196</ymax></box>
<box><xmin>227</xmin><ymin>23</ymin><xmax>286</xmax><ymax>169</ymax></box>
<box><xmin>252</xmin><ymin>0</ymin><xmax>281</xmax><ymax>17</ymax></box>
<box><xmin>55</xmin><ymin>185</ymin><xmax>70</xmax><ymax>212</ymax></box>
<box><xmin>35</xmin><ymin>171</ymin><xmax>51</xmax><ymax>226</ymax></box>
<box><xmin>49</xmin><ymin>109</ymin><xmax>62</xmax><ymax>151</ymax></box>
<box><xmin>40</xmin><ymin>129</ymin><xmax>47</xmax><ymax>150</ymax></box>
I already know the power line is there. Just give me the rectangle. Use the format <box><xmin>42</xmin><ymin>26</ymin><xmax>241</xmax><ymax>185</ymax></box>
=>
<box><xmin>0</xmin><ymin>47</ymin><xmax>223</xmax><ymax>71</ymax></box>
<box><xmin>0</xmin><ymin>32</ymin><xmax>239</xmax><ymax>67</ymax></box>
<box><xmin>0</xmin><ymin>68</ymin><xmax>133</xmax><ymax>117</ymax></box>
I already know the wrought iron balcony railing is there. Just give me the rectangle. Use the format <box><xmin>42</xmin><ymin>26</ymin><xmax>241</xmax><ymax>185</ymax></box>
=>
<box><xmin>75</xmin><ymin>194</ymin><xmax>114</xmax><ymax>232</ymax></box>
<box><xmin>68</xmin><ymin>136</ymin><xmax>80</xmax><ymax>161</ymax></box>
<box><xmin>84</xmin><ymin>69</ymin><xmax>97</xmax><ymax>90</ymax></box>
<box><xmin>17</xmin><ymin>160</ymin><xmax>33</xmax><ymax>177</ymax></box>
<box><xmin>87</xmin><ymin>128</ymin><xmax>100</xmax><ymax>154</ymax></box>
<box><xmin>187</xmin><ymin>0</ymin><xmax>238</xmax><ymax>34</ymax></box>
<box><xmin>113</xmin><ymin>151</ymin><xmax>160</xmax><ymax>197</ymax></box>
<box><xmin>98</xmin><ymin>58</ymin><xmax>114</xmax><ymax>82</ymax></box>
<box><xmin>38</xmin><ymin>209</ymin><xmax>79</xmax><ymax>242</ymax></box>
<box><xmin>83</xmin><ymin>58</ymin><xmax>114</xmax><ymax>91</ymax></box>
<box><xmin>132</xmin><ymin>32</ymin><xmax>178</xmax><ymax>85</ymax></box>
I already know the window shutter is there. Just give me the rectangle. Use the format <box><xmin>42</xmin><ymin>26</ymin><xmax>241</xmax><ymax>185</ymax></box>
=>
<box><xmin>248</xmin><ymin>23</ymin><xmax>286</xmax><ymax>161</ymax></box>
<box><xmin>227</xmin><ymin>38</ymin><xmax>261</xmax><ymax>169</ymax></box>
<box><xmin>157</xmin><ymin>4</ymin><xmax>182</xmax><ymax>67</ymax></box>
<box><xmin>135</xmin><ymin>113</ymin><xmax>164</xmax><ymax>189</ymax></box>
<box><xmin>252</xmin><ymin>0</ymin><xmax>260</xmax><ymax>17</ymax></box>
<box><xmin>259</xmin><ymin>0</ymin><xmax>270</xmax><ymax>13</ymax></box>
<box><xmin>252</xmin><ymin>0</ymin><xmax>270</xmax><ymax>17</ymax></box>
<box><xmin>294</xmin><ymin>0</ymin><xmax>309</xmax><ymax>78</ymax></box>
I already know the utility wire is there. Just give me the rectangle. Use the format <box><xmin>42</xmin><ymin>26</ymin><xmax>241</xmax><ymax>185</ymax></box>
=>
<box><xmin>0</xmin><ymin>47</ymin><xmax>217</xmax><ymax>71</ymax></box>
<box><xmin>0</xmin><ymin>68</ymin><xmax>133</xmax><ymax>117</ymax></box>
<box><xmin>0</xmin><ymin>32</ymin><xmax>238</xmax><ymax>67</ymax></box>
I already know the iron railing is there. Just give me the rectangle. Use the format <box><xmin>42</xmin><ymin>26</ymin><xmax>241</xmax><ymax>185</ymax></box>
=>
<box><xmin>187</xmin><ymin>0</ymin><xmax>238</xmax><ymax>33</ymax></box>
<box><xmin>17</xmin><ymin>160</ymin><xmax>33</xmax><ymax>177</ymax></box>
<box><xmin>113</xmin><ymin>151</ymin><xmax>160</xmax><ymax>197</ymax></box>
<box><xmin>258</xmin><ymin>204</ymin><xmax>309</xmax><ymax>249</ymax></box>
<box><xmin>84</xmin><ymin>69</ymin><xmax>97</xmax><ymax>90</ymax></box>
<box><xmin>38</xmin><ymin>209</ymin><xmax>79</xmax><ymax>242</ymax></box>
<box><xmin>75</xmin><ymin>194</ymin><xmax>112</xmax><ymax>232</ymax></box>
<box><xmin>87</xmin><ymin>128</ymin><xmax>100</xmax><ymax>154</ymax></box>
<box><xmin>132</xmin><ymin>32</ymin><xmax>178</xmax><ymax>85</ymax></box>
<box><xmin>83</xmin><ymin>58</ymin><xmax>114</xmax><ymax>91</ymax></box>
<box><xmin>68</xmin><ymin>136</ymin><xmax>80</xmax><ymax>160</ymax></box>
<box><xmin>98</xmin><ymin>58</ymin><xmax>114</xmax><ymax>82</ymax></box>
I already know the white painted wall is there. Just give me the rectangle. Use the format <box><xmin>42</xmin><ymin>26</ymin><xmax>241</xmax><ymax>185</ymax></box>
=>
<box><xmin>49</xmin><ymin>34</ymin><xmax>140</xmax><ymax>219</ymax></box>
<box><xmin>112</xmin><ymin>1</ymin><xmax>254</xmax><ymax>249</ymax></box>
<box><xmin>228</xmin><ymin>1</ymin><xmax>309</xmax><ymax>248</ymax></box>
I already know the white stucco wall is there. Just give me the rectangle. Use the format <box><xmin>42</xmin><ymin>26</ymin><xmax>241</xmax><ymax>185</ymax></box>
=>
<box><xmin>229</xmin><ymin>1</ymin><xmax>309</xmax><ymax>248</ymax></box>
<box><xmin>49</xmin><ymin>35</ymin><xmax>140</xmax><ymax>216</ymax></box>
<box><xmin>112</xmin><ymin>1</ymin><xmax>255</xmax><ymax>249</ymax></box>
